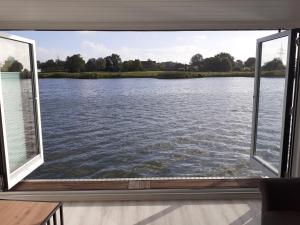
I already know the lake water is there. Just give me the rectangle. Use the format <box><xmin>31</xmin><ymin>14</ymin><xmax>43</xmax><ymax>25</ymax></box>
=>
<box><xmin>29</xmin><ymin>77</ymin><xmax>284</xmax><ymax>179</ymax></box>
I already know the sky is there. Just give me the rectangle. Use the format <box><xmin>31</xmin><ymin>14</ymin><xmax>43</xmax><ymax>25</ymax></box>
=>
<box><xmin>8</xmin><ymin>30</ymin><xmax>278</xmax><ymax>64</ymax></box>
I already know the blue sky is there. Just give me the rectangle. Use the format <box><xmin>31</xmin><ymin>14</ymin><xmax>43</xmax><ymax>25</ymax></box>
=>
<box><xmin>9</xmin><ymin>31</ymin><xmax>276</xmax><ymax>64</ymax></box>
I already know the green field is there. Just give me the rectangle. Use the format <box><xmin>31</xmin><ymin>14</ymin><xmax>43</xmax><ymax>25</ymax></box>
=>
<box><xmin>38</xmin><ymin>70</ymin><xmax>285</xmax><ymax>79</ymax></box>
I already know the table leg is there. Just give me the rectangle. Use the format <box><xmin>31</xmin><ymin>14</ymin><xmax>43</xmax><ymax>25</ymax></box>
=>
<box><xmin>53</xmin><ymin>212</ymin><xmax>57</xmax><ymax>225</ymax></box>
<box><xmin>60</xmin><ymin>205</ymin><xmax>64</xmax><ymax>225</ymax></box>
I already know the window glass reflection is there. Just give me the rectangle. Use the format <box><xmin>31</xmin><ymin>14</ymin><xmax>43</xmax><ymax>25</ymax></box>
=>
<box><xmin>0</xmin><ymin>37</ymin><xmax>39</xmax><ymax>172</ymax></box>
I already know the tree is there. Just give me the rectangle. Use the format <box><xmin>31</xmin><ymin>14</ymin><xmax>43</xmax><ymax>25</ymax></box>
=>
<box><xmin>122</xmin><ymin>59</ymin><xmax>143</xmax><ymax>71</ymax></box>
<box><xmin>202</xmin><ymin>57</ymin><xmax>220</xmax><ymax>72</ymax></box>
<box><xmin>173</xmin><ymin>62</ymin><xmax>187</xmax><ymax>71</ymax></box>
<box><xmin>105</xmin><ymin>54</ymin><xmax>122</xmax><ymax>72</ymax></box>
<box><xmin>244</xmin><ymin>57</ymin><xmax>256</xmax><ymax>71</ymax></box>
<box><xmin>8</xmin><ymin>60</ymin><xmax>23</xmax><ymax>72</ymax></box>
<box><xmin>202</xmin><ymin>55</ymin><xmax>232</xmax><ymax>72</ymax></box>
<box><xmin>214</xmin><ymin>52</ymin><xmax>234</xmax><ymax>71</ymax></box>
<box><xmin>190</xmin><ymin>54</ymin><xmax>204</xmax><ymax>71</ymax></box>
<box><xmin>37</xmin><ymin>60</ymin><xmax>41</xmax><ymax>69</ymax></box>
<box><xmin>111</xmin><ymin>54</ymin><xmax>122</xmax><ymax>72</ymax></box>
<box><xmin>20</xmin><ymin>69</ymin><xmax>31</xmax><ymax>79</ymax></box>
<box><xmin>96</xmin><ymin>57</ymin><xmax>106</xmax><ymax>71</ymax></box>
<box><xmin>2</xmin><ymin>56</ymin><xmax>15</xmax><ymax>72</ymax></box>
<box><xmin>65</xmin><ymin>54</ymin><xmax>85</xmax><ymax>73</ymax></box>
<box><xmin>262</xmin><ymin>58</ymin><xmax>285</xmax><ymax>71</ymax></box>
<box><xmin>105</xmin><ymin>56</ymin><xmax>114</xmax><ymax>72</ymax></box>
<box><xmin>40</xmin><ymin>59</ymin><xmax>56</xmax><ymax>72</ymax></box>
<box><xmin>55</xmin><ymin>59</ymin><xmax>66</xmax><ymax>71</ymax></box>
<box><xmin>215</xmin><ymin>52</ymin><xmax>234</xmax><ymax>62</ymax></box>
<box><xmin>35</xmin><ymin>51</ymin><xmax>261</xmax><ymax>74</ymax></box>
<box><xmin>233</xmin><ymin>60</ymin><xmax>244</xmax><ymax>71</ymax></box>
<box><xmin>85</xmin><ymin>58</ymin><xmax>97</xmax><ymax>72</ymax></box>
<box><xmin>141</xmin><ymin>59</ymin><xmax>157</xmax><ymax>71</ymax></box>
<box><xmin>39</xmin><ymin>59</ymin><xmax>65</xmax><ymax>72</ymax></box>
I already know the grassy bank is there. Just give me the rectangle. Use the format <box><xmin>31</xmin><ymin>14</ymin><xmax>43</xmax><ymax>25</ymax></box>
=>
<box><xmin>38</xmin><ymin>70</ymin><xmax>285</xmax><ymax>79</ymax></box>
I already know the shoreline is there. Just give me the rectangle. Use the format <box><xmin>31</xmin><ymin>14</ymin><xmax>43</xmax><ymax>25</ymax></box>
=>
<box><xmin>38</xmin><ymin>70</ymin><xmax>284</xmax><ymax>79</ymax></box>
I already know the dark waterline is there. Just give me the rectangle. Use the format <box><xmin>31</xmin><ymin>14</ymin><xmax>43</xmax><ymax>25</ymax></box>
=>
<box><xmin>29</xmin><ymin>77</ymin><xmax>283</xmax><ymax>179</ymax></box>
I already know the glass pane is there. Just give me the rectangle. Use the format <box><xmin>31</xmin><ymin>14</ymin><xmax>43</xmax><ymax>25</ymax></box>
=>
<box><xmin>255</xmin><ymin>36</ymin><xmax>288</xmax><ymax>170</ymax></box>
<box><xmin>0</xmin><ymin>37</ymin><xmax>39</xmax><ymax>173</ymax></box>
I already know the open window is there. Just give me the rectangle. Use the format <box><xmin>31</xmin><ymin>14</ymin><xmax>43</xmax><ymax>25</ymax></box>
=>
<box><xmin>0</xmin><ymin>33</ymin><xmax>43</xmax><ymax>190</ymax></box>
<box><xmin>251</xmin><ymin>30</ymin><xmax>300</xmax><ymax>177</ymax></box>
<box><xmin>0</xmin><ymin>30</ymin><xmax>300</xmax><ymax>192</ymax></box>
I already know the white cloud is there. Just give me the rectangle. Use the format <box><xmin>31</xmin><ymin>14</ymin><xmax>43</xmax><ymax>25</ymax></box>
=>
<box><xmin>192</xmin><ymin>35</ymin><xmax>207</xmax><ymax>43</ymax></box>
<box><xmin>80</xmin><ymin>41</ymin><xmax>112</xmax><ymax>59</ymax></box>
<box><xmin>37</xmin><ymin>41</ymin><xmax>219</xmax><ymax>64</ymax></box>
<box><xmin>37</xmin><ymin>40</ymin><xmax>253</xmax><ymax>64</ymax></box>
<box><xmin>72</xmin><ymin>40</ymin><xmax>206</xmax><ymax>63</ymax></box>
<box><xmin>37</xmin><ymin>47</ymin><xmax>74</xmax><ymax>61</ymax></box>
<box><xmin>78</xmin><ymin>39</ymin><xmax>214</xmax><ymax>63</ymax></box>
<box><xmin>36</xmin><ymin>31</ymin><xmax>276</xmax><ymax>63</ymax></box>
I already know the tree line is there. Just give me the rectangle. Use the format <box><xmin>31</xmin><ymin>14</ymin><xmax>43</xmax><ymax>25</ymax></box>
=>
<box><xmin>36</xmin><ymin>52</ymin><xmax>284</xmax><ymax>73</ymax></box>
<box><xmin>0</xmin><ymin>56</ymin><xmax>31</xmax><ymax>78</ymax></box>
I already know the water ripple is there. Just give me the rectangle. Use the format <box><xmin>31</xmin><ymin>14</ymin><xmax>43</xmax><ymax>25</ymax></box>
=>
<box><xmin>29</xmin><ymin>77</ymin><xmax>283</xmax><ymax>179</ymax></box>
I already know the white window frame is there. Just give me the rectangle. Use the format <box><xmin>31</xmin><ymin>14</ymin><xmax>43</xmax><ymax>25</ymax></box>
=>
<box><xmin>250</xmin><ymin>30</ymin><xmax>298</xmax><ymax>177</ymax></box>
<box><xmin>0</xmin><ymin>32</ymin><xmax>44</xmax><ymax>189</ymax></box>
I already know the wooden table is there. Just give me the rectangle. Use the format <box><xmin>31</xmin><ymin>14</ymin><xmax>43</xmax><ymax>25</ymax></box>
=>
<box><xmin>0</xmin><ymin>200</ymin><xmax>63</xmax><ymax>225</ymax></box>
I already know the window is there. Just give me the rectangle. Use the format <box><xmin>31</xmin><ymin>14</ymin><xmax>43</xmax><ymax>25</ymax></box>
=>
<box><xmin>251</xmin><ymin>30</ymin><xmax>299</xmax><ymax>177</ymax></box>
<box><xmin>0</xmin><ymin>33</ymin><xmax>43</xmax><ymax>189</ymax></box>
<box><xmin>0</xmin><ymin>30</ymin><xmax>299</xmax><ymax>191</ymax></box>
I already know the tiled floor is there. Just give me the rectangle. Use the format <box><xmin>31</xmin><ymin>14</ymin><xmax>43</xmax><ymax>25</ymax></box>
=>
<box><xmin>64</xmin><ymin>200</ymin><xmax>261</xmax><ymax>225</ymax></box>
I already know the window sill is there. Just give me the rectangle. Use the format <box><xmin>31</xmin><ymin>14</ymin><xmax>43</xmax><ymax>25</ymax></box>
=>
<box><xmin>11</xmin><ymin>177</ymin><xmax>260</xmax><ymax>191</ymax></box>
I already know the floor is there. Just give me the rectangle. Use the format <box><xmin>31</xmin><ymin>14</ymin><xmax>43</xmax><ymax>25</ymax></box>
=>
<box><xmin>63</xmin><ymin>200</ymin><xmax>261</xmax><ymax>225</ymax></box>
